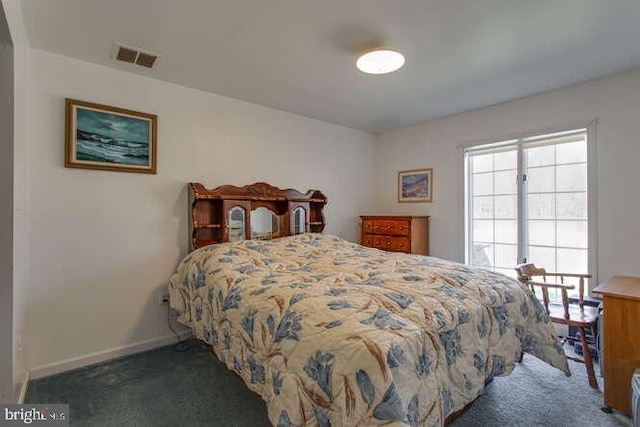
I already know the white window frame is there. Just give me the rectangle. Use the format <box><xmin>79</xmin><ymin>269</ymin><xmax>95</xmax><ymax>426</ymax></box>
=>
<box><xmin>458</xmin><ymin>121</ymin><xmax>598</xmax><ymax>288</ymax></box>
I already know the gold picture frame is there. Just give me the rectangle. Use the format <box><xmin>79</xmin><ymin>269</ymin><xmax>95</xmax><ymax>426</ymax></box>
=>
<box><xmin>398</xmin><ymin>168</ymin><xmax>433</xmax><ymax>203</ymax></box>
<box><xmin>65</xmin><ymin>98</ymin><xmax>157</xmax><ymax>174</ymax></box>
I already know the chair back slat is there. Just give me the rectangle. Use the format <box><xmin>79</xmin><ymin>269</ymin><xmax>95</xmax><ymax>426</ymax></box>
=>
<box><xmin>541</xmin><ymin>285</ymin><xmax>550</xmax><ymax>314</ymax></box>
<box><xmin>578</xmin><ymin>277</ymin><xmax>585</xmax><ymax>308</ymax></box>
<box><xmin>561</xmin><ymin>288</ymin><xmax>570</xmax><ymax>319</ymax></box>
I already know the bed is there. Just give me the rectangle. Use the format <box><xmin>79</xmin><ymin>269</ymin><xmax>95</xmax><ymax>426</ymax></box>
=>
<box><xmin>169</xmin><ymin>233</ymin><xmax>569</xmax><ymax>426</ymax></box>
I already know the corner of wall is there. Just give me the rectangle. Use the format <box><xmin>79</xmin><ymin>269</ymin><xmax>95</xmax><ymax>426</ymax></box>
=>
<box><xmin>3</xmin><ymin>0</ymin><xmax>31</xmax><ymax>402</ymax></box>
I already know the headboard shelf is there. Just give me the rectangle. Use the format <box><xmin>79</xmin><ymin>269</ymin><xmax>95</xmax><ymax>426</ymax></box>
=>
<box><xmin>188</xmin><ymin>182</ymin><xmax>327</xmax><ymax>251</ymax></box>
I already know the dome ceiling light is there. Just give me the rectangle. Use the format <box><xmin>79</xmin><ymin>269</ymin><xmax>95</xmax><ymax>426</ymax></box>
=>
<box><xmin>356</xmin><ymin>49</ymin><xmax>405</xmax><ymax>75</ymax></box>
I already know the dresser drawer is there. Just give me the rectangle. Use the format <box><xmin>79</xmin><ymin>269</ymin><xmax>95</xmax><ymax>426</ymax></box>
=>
<box><xmin>369</xmin><ymin>220</ymin><xmax>410</xmax><ymax>236</ymax></box>
<box><xmin>362</xmin><ymin>220</ymin><xmax>374</xmax><ymax>234</ymax></box>
<box><xmin>366</xmin><ymin>234</ymin><xmax>410</xmax><ymax>253</ymax></box>
<box><xmin>360</xmin><ymin>215</ymin><xmax>429</xmax><ymax>255</ymax></box>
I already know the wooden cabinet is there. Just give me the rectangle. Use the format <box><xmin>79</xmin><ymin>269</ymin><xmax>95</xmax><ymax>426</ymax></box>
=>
<box><xmin>189</xmin><ymin>182</ymin><xmax>327</xmax><ymax>251</ymax></box>
<box><xmin>360</xmin><ymin>215</ymin><xmax>429</xmax><ymax>255</ymax></box>
<box><xmin>593</xmin><ymin>276</ymin><xmax>640</xmax><ymax>415</ymax></box>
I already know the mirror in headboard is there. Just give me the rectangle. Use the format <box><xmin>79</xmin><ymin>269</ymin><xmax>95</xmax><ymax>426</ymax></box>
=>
<box><xmin>292</xmin><ymin>206</ymin><xmax>306</xmax><ymax>235</ymax></box>
<box><xmin>251</xmin><ymin>207</ymin><xmax>280</xmax><ymax>240</ymax></box>
<box><xmin>227</xmin><ymin>206</ymin><xmax>247</xmax><ymax>242</ymax></box>
<box><xmin>188</xmin><ymin>182</ymin><xmax>327</xmax><ymax>251</ymax></box>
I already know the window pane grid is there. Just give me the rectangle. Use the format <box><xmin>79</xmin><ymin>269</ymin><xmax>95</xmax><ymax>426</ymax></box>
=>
<box><xmin>525</xmin><ymin>138</ymin><xmax>588</xmax><ymax>300</ymax></box>
<box><xmin>469</xmin><ymin>151</ymin><xmax>518</xmax><ymax>270</ymax></box>
<box><xmin>465</xmin><ymin>131</ymin><xmax>589</xmax><ymax>299</ymax></box>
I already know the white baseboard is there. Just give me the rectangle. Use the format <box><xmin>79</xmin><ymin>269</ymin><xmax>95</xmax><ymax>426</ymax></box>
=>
<box><xmin>18</xmin><ymin>370</ymin><xmax>29</xmax><ymax>403</ymax></box>
<box><xmin>30</xmin><ymin>332</ymin><xmax>191</xmax><ymax>380</ymax></box>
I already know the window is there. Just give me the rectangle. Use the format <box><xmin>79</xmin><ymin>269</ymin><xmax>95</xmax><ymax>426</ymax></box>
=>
<box><xmin>463</xmin><ymin>125</ymin><xmax>596</xmax><ymax>291</ymax></box>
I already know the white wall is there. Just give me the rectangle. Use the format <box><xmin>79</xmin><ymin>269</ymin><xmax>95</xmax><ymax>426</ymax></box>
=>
<box><xmin>376</xmin><ymin>67</ymin><xmax>640</xmax><ymax>282</ymax></box>
<box><xmin>26</xmin><ymin>49</ymin><xmax>376</xmax><ymax>374</ymax></box>
<box><xmin>0</xmin><ymin>1</ymin><xmax>14</xmax><ymax>403</ymax></box>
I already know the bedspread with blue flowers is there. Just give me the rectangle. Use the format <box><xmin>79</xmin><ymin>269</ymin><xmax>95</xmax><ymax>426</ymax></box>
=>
<box><xmin>169</xmin><ymin>234</ymin><xmax>568</xmax><ymax>426</ymax></box>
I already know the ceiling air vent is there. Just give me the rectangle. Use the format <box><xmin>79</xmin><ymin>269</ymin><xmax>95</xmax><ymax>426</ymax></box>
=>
<box><xmin>116</xmin><ymin>46</ymin><xmax>137</xmax><ymax>63</ymax></box>
<box><xmin>113</xmin><ymin>44</ymin><xmax>160</xmax><ymax>69</ymax></box>
<box><xmin>135</xmin><ymin>52</ymin><xmax>158</xmax><ymax>69</ymax></box>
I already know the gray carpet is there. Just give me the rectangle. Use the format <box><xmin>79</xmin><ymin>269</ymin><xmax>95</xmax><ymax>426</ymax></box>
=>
<box><xmin>453</xmin><ymin>354</ymin><xmax>631</xmax><ymax>427</ymax></box>
<box><xmin>26</xmin><ymin>339</ymin><xmax>632</xmax><ymax>426</ymax></box>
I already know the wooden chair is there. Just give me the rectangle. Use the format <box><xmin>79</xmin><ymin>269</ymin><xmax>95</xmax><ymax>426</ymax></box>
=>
<box><xmin>515</xmin><ymin>263</ymin><xmax>600</xmax><ymax>389</ymax></box>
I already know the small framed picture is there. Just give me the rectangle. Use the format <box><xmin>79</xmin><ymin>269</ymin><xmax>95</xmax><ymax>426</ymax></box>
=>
<box><xmin>65</xmin><ymin>98</ymin><xmax>157</xmax><ymax>174</ymax></box>
<box><xmin>398</xmin><ymin>168</ymin><xmax>433</xmax><ymax>203</ymax></box>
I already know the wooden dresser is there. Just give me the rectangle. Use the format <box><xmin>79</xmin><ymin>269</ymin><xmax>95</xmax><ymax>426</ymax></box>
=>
<box><xmin>360</xmin><ymin>215</ymin><xmax>429</xmax><ymax>255</ymax></box>
<box><xmin>593</xmin><ymin>276</ymin><xmax>640</xmax><ymax>415</ymax></box>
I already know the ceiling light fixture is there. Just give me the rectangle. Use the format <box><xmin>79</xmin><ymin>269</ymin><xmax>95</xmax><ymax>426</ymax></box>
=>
<box><xmin>356</xmin><ymin>49</ymin><xmax>405</xmax><ymax>75</ymax></box>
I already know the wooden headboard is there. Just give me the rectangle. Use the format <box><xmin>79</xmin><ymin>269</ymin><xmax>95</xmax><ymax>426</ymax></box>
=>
<box><xmin>188</xmin><ymin>182</ymin><xmax>327</xmax><ymax>251</ymax></box>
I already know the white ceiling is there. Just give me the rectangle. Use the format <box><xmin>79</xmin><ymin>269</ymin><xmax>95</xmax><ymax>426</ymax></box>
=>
<box><xmin>20</xmin><ymin>0</ymin><xmax>640</xmax><ymax>134</ymax></box>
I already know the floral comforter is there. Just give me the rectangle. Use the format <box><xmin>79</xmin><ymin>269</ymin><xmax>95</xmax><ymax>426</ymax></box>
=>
<box><xmin>169</xmin><ymin>234</ymin><xmax>568</xmax><ymax>426</ymax></box>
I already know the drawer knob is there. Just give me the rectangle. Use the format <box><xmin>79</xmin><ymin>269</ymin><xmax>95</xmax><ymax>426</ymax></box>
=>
<box><xmin>387</xmin><ymin>226</ymin><xmax>392</xmax><ymax>230</ymax></box>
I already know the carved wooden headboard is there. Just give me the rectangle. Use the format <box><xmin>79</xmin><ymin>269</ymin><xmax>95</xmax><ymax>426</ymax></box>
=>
<box><xmin>188</xmin><ymin>182</ymin><xmax>327</xmax><ymax>251</ymax></box>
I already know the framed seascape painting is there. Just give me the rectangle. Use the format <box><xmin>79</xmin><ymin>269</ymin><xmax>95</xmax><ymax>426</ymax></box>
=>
<box><xmin>398</xmin><ymin>168</ymin><xmax>433</xmax><ymax>202</ymax></box>
<box><xmin>65</xmin><ymin>99</ymin><xmax>157</xmax><ymax>174</ymax></box>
